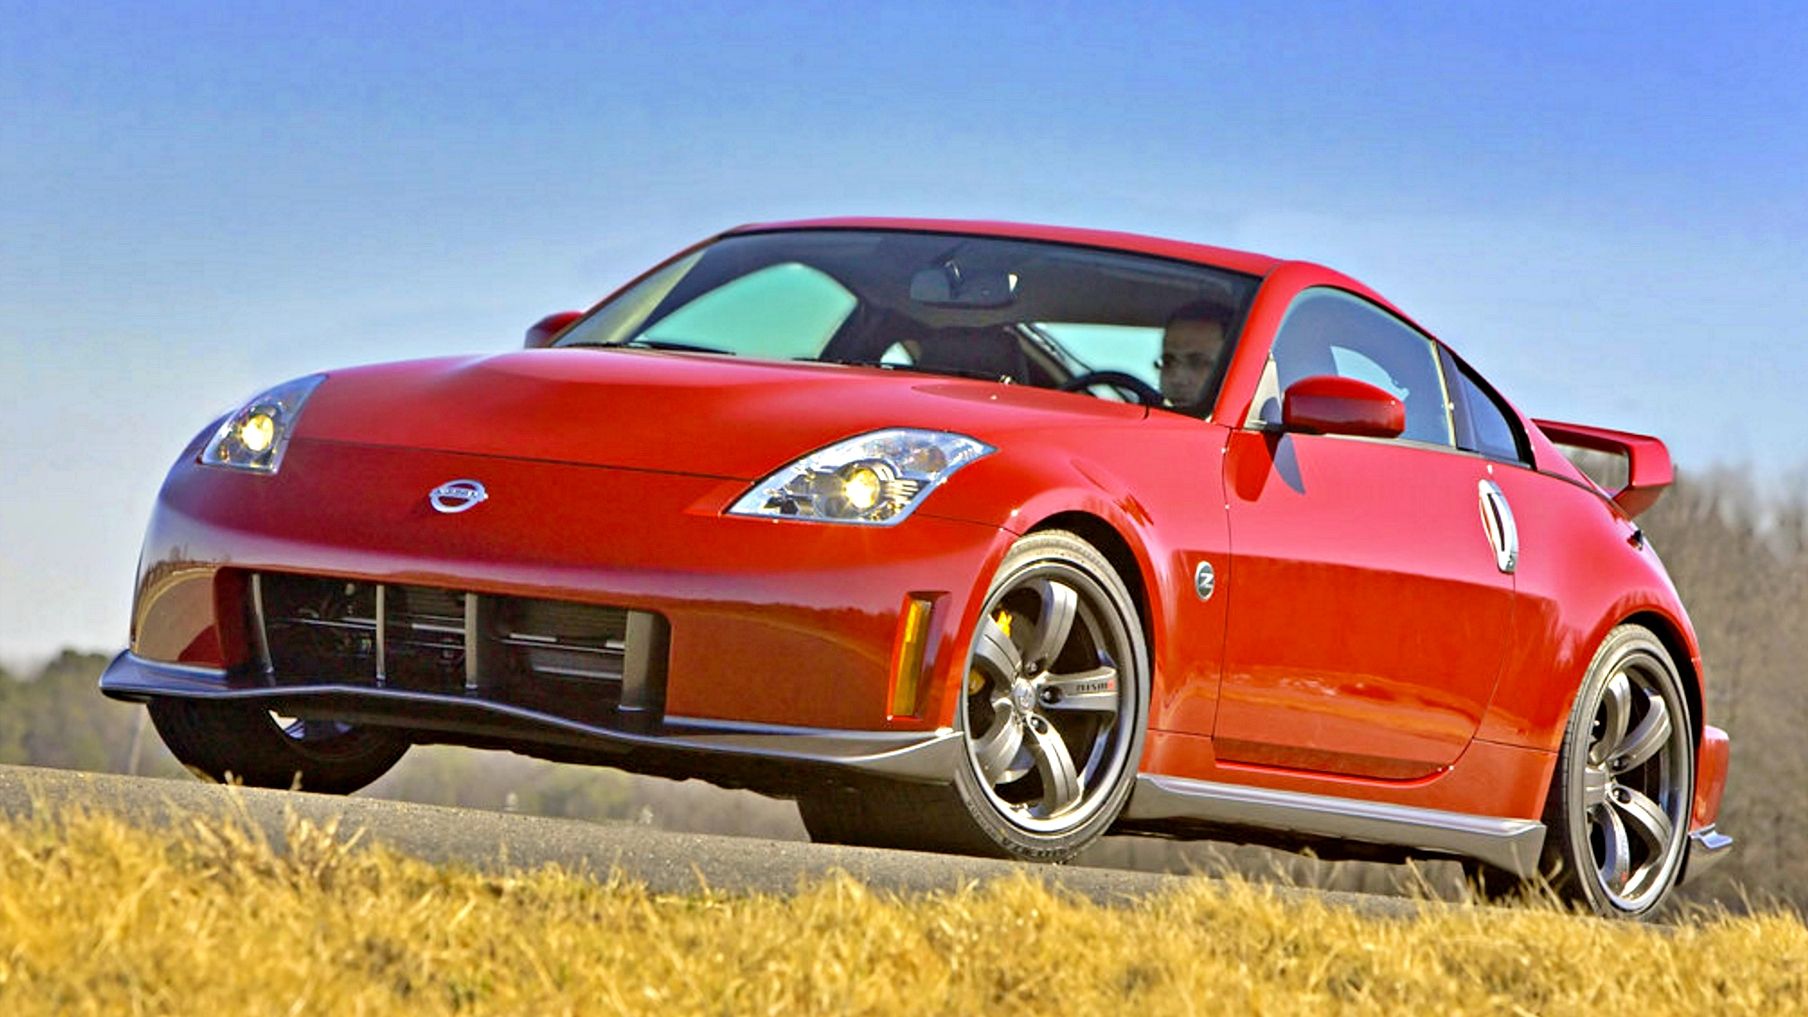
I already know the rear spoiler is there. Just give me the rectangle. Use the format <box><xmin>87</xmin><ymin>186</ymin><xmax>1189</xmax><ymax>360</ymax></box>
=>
<box><xmin>1533</xmin><ymin>419</ymin><xmax>1673</xmax><ymax>518</ymax></box>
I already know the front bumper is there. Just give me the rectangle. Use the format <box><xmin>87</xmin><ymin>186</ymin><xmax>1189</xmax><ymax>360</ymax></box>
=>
<box><xmin>127</xmin><ymin>439</ymin><xmax>1013</xmax><ymax>734</ymax></box>
<box><xmin>101</xmin><ymin>652</ymin><xmax>962</xmax><ymax>790</ymax></box>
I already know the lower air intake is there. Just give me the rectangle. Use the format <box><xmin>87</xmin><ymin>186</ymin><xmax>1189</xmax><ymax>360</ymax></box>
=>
<box><xmin>250</xmin><ymin>572</ymin><xmax>667</xmax><ymax>728</ymax></box>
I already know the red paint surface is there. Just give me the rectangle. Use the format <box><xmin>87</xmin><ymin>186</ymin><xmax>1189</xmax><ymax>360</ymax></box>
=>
<box><xmin>1533</xmin><ymin>418</ymin><xmax>1675</xmax><ymax>519</ymax></box>
<box><xmin>1695</xmin><ymin>725</ymin><xmax>1730</xmax><ymax>829</ymax></box>
<box><xmin>523</xmin><ymin>310</ymin><xmax>583</xmax><ymax>349</ymax></box>
<box><xmin>1216</xmin><ymin>429</ymin><xmax>1514</xmax><ymax>779</ymax></box>
<box><xmin>1281</xmin><ymin>375</ymin><xmax>1407</xmax><ymax>438</ymax></box>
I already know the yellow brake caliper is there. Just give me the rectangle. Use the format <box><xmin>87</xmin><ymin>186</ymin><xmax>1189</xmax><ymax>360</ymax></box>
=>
<box><xmin>968</xmin><ymin>609</ymin><xmax>1012</xmax><ymax>694</ymax></box>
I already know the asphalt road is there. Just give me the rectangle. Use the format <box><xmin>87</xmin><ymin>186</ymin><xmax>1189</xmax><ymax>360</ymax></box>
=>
<box><xmin>0</xmin><ymin>763</ymin><xmax>1419</xmax><ymax>914</ymax></box>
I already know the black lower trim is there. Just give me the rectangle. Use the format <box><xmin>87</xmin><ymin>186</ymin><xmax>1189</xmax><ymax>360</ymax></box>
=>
<box><xmin>100</xmin><ymin>652</ymin><xmax>958</xmax><ymax>793</ymax></box>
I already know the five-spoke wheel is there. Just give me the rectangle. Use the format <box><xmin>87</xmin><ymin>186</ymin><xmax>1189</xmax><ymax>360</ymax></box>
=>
<box><xmin>1533</xmin><ymin>625</ymin><xmax>1695</xmax><ymax>917</ymax></box>
<box><xmin>795</xmin><ymin>529</ymin><xmax>1147</xmax><ymax>860</ymax></box>
<box><xmin>944</xmin><ymin>529</ymin><xmax>1147</xmax><ymax>858</ymax></box>
<box><xmin>961</xmin><ymin>566</ymin><xmax>1136</xmax><ymax>833</ymax></box>
<box><xmin>1580</xmin><ymin>661</ymin><xmax>1687</xmax><ymax>904</ymax></box>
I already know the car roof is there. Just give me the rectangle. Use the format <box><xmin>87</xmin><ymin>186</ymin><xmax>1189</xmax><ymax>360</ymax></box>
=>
<box><xmin>721</xmin><ymin>217</ymin><xmax>1423</xmax><ymax>338</ymax></box>
<box><xmin>724</xmin><ymin>216</ymin><xmax>1287</xmax><ymax>279</ymax></box>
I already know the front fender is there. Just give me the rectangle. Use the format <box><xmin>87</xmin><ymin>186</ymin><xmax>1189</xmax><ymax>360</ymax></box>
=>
<box><xmin>922</xmin><ymin>419</ymin><xmax>1235</xmax><ymax>734</ymax></box>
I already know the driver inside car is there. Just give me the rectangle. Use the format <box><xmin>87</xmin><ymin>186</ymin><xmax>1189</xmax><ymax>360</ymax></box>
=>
<box><xmin>1157</xmin><ymin>302</ymin><xmax>1230</xmax><ymax>412</ymax></box>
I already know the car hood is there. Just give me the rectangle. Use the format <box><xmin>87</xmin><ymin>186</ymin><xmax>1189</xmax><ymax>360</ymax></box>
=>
<box><xmin>296</xmin><ymin>349</ymin><xmax>1147</xmax><ymax>480</ymax></box>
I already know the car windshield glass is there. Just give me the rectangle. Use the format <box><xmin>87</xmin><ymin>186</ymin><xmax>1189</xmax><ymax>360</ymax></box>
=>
<box><xmin>556</xmin><ymin>230</ymin><xmax>1260</xmax><ymax>414</ymax></box>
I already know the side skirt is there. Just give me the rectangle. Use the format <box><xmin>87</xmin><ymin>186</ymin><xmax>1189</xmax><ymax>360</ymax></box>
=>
<box><xmin>1123</xmin><ymin>774</ymin><xmax>1547</xmax><ymax>878</ymax></box>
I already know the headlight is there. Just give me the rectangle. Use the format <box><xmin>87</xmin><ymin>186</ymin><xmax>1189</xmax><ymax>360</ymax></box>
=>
<box><xmin>199</xmin><ymin>374</ymin><xmax>325</xmax><ymax>474</ymax></box>
<box><xmin>728</xmin><ymin>429</ymin><xmax>993</xmax><ymax>525</ymax></box>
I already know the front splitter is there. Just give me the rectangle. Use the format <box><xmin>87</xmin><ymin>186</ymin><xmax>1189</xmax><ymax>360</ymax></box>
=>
<box><xmin>99</xmin><ymin>652</ymin><xmax>960</xmax><ymax>787</ymax></box>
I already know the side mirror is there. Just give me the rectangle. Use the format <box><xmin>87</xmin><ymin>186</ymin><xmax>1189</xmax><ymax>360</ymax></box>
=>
<box><xmin>1281</xmin><ymin>375</ymin><xmax>1405</xmax><ymax>439</ymax></box>
<box><xmin>525</xmin><ymin>310</ymin><xmax>584</xmax><ymax>349</ymax></box>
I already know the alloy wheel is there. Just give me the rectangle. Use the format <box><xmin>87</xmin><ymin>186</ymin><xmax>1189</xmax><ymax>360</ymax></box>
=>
<box><xmin>960</xmin><ymin>562</ymin><xmax>1137</xmax><ymax>834</ymax></box>
<box><xmin>1576</xmin><ymin>650</ymin><xmax>1693</xmax><ymax>912</ymax></box>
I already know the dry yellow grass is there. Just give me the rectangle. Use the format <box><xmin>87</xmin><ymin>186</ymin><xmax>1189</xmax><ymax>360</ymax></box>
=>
<box><xmin>0</xmin><ymin>809</ymin><xmax>1802</xmax><ymax>1016</ymax></box>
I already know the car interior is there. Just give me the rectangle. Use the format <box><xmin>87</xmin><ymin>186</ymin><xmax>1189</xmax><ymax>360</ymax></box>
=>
<box><xmin>559</xmin><ymin>229</ymin><xmax>1261</xmax><ymax>411</ymax></box>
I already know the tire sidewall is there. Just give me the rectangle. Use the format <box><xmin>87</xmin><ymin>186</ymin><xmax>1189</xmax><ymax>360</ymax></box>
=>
<box><xmin>150</xmin><ymin>698</ymin><xmax>409</xmax><ymax>794</ymax></box>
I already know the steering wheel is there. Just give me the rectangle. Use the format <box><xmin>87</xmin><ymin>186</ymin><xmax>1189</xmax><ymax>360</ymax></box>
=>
<box><xmin>1058</xmin><ymin>370</ymin><xmax>1166</xmax><ymax>407</ymax></box>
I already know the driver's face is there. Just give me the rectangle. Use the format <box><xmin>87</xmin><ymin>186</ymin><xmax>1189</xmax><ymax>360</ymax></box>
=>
<box><xmin>1159</xmin><ymin>319</ymin><xmax>1226</xmax><ymax>405</ymax></box>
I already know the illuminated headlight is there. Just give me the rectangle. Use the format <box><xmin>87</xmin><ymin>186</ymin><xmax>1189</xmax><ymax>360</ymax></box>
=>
<box><xmin>728</xmin><ymin>429</ymin><xmax>993</xmax><ymax>525</ymax></box>
<box><xmin>200</xmin><ymin>374</ymin><xmax>325</xmax><ymax>474</ymax></box>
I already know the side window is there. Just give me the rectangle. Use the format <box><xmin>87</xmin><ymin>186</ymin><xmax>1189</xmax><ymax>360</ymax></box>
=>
<box><xmin>1267</xmin><ymin>289</ymin><xmax>1454</xmax><ymax>446</ymax></box>
<box><xmin>1328</xmin><ymin>346</ymin><xmax>1407</xmax><ymax>400</ymax></box>
<box><xmin>642</xmin><ymin>263</ymin><xmax>857</xmax><ymax>360</ymax></box>
<box><xmin>1447</xmin><ymin>355</ymin><xmax>1531</xmax><ymax>465</ymax></box>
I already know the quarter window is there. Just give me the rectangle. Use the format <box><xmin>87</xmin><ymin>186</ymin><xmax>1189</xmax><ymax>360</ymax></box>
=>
<box><xmin>1448</xmin><ymin>355</ymin><xmax>1531</xmax><ymax>465</ymax></box>
<box><xmin>1266</xmin><ymin>289</ymin><xmax>1454</xmax><ymax>446</ymax></box>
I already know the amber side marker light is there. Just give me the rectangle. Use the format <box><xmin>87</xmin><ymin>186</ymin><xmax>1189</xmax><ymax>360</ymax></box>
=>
<box><xmin>888</xmin><ymin>595</ymin><xmax>937</xmax><ymax>718</ymax></box>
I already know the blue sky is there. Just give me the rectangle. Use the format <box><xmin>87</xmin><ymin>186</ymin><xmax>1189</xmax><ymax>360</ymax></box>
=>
<box><xmin>2</xmin><ymin>1</ymin><xmax>1805</xmax><ymax>662</ymax></box>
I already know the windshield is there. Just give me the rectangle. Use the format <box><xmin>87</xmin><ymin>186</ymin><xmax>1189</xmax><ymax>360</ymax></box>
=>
<box><xmin>555</xmin><ymin>229</ymin><xmax>1260</xmax><ymax>414</ymax></box>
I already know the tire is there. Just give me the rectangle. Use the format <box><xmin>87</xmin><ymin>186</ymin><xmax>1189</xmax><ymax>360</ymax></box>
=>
<box><xmin>1516</xmin><ymin>625</ymin><xmax>1695</xmax><ymax>918</ymax></box>
<box><xmin>148</xmin><ymin>698</ymin><xmax>410</xmax><ymax>795</ymax></box>
<box><xmin>800</xmin><ymin>529</ymin><xmax>1149</xmax><ymax>861</ymax></box>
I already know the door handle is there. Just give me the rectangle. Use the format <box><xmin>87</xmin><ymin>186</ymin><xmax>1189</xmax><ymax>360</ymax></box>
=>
<box><xmin>1478</xmin><ymin>479</ymin><xmax>1518</xmax><ymax>574</ymax></box>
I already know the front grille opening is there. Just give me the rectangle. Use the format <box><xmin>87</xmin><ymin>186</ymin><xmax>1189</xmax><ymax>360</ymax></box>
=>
<box><xmin>261</xmin><ymin>576</ymin><xmax>378</xmax><ymax>680</ymax></box>
<box><xmin>487</xmin><ymin>597</ymin><xmax>631</xmax><ymax>725</ymax></box>
<box><xmin>387</xmin><ymin>584</ymin><xmax>468</xmax><ymax>693</ymax></box>
<box><xmin>497</xmin><ymin>598</ymin><xmax>629</xmax><ymax>682</ymax></box>
<box><xmin>250</xmin><ymin>572</ymin><xmax>665</xmax><ymax>729</ymax></box>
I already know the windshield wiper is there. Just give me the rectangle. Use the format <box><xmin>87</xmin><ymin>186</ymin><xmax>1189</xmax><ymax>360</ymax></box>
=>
<box><xmin>813</xmin><ymin>357</ymin><xmax>1015</xmax><ymax>384</ymax></box>
<box><xmin>562</xmin><ymin>339</ymin><xmax>736</xmax><ymax>355</ymax></box>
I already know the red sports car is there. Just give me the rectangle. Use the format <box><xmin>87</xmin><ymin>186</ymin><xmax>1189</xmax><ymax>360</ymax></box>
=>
<box><xmin>103</xmin><ymin>218</ymin><xmax>1730</xmax><ymax>917</ymax></box>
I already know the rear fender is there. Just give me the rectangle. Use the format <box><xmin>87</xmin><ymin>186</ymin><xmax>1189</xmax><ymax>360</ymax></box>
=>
<box><xmin>1477</xmin><ymin>464</ymin><xmax>1702</xmax><ymax>756</ymax></box>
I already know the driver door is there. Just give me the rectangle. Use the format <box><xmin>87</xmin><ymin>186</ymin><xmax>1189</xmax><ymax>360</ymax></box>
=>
<box><xmin>1215</xmin><ymin>289</ymin><xmax>1515</xmax><ymax>780</ymax></box>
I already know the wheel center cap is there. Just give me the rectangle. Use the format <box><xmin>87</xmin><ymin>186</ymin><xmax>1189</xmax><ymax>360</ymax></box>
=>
<box><xmin>1011</xmin><ymin>680</ymin><xmax>1036</xmax><ymax>716</ymax></box>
